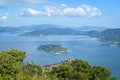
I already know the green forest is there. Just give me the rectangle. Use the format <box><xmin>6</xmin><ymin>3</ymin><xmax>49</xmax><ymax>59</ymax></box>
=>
<box><xmin>0</xmin><ymin>49</ymin><xmax>117</xmax><ymax>80</ymax></box>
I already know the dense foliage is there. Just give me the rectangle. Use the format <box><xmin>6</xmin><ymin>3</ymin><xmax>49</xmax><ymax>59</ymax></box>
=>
<box><xmin>49</xmin><ymin>59</ymin><xmax>117</xmax><ymax>80</ymax></box>
<box><xmin>0</xmin><ymin>49</ymin><xmax>117</xmax><ymax>80</ymax></box>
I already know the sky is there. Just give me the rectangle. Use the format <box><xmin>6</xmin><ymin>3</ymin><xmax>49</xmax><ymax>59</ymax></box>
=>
<box><xmin>0</xmin><ymin>0</ymin><xmax>120</xmax><ymax>28</ymax></box>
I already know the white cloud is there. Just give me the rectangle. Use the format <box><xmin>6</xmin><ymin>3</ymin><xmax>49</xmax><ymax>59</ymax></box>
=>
<box><xmin>4</xmin><ymin>12</ymin><xmax>10</xmax><ymax>16</ymax></box>
<box><xmin>0</xmin><ymin>12</ymin><xmax>9</xmax><ymax>22</ymax></box>
<box><xmin>1</xmin><ymin>16</ymin><xmax>7</xmax><ymax>21</ymax></box>
<box><xmin>20</xmin><ymin>4</ymin><xmax>102</xmax><ymax>17</ymax></box>
<box><xmin>20</xmin><ymin>8</ymin><xmax>44</xmax><ymax>17</ymax></box>
<box><xmin>81</xmin><ymin>5</ymin><xmax>102</xmax><ymax>17</ymax></box>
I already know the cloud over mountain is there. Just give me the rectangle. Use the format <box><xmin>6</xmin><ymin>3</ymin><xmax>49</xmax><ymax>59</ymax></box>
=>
<box><xmin>20</xmin><ymin>4</ymin><xmax>102</xmax><ymax>17</ymax></box>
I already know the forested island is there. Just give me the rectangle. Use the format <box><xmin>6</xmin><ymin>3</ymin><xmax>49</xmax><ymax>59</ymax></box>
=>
<box><xmin>37</xmin><ymin>44</ymin><xmax>70</xmax><ymax>54</ymax></box>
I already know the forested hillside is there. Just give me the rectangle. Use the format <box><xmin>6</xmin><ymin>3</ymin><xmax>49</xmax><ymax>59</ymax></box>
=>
<box><xmin>0</xmin><ymin>49</ymin><xmax>117</xmax><ymax>80</ymax></box>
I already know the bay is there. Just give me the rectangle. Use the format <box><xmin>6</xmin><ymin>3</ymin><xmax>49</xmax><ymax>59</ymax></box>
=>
<box><xmin>0</xmin><ymin>33</ymin><xmax>120</xmax><ymax>79</ymax></box>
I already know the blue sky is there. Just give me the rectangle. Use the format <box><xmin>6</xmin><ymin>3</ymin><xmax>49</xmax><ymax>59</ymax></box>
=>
<box><xmin>0</xmin><ymin>0</ymin><xmax>120</xmax><ymax>28</ymax></box>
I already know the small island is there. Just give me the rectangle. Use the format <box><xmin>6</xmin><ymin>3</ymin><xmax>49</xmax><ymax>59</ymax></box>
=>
<box><xmin>37</xmin><ymin>44</ymin><xmax>70</xmax><ymax>54</ymax></box>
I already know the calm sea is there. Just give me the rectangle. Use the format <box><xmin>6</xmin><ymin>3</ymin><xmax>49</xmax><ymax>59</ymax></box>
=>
<box><xmin>0</xmin><ymin>33</ymin><xmax>120</xmax><ymax>79</ymax></box>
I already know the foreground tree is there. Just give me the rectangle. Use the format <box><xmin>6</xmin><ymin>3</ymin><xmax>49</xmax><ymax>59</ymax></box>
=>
<box><xmin>0</xmin><ymin>49</ymin><xmax>25</xmax><ymax>79</ymax></box>
<box><xmin>51</xmin><ymin>59</ymin><xmax>117</xmax><ymax>80</ymax></box>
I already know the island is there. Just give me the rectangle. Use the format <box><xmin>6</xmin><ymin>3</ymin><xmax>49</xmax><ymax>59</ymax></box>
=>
<box><xmin>37</xmin><ymin>44</ymin><xmax>70</xmax><ymax>54</ymax></box>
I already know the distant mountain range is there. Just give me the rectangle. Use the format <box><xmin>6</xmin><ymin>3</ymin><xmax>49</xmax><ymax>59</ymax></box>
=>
<box><xmin>17</xmin><ymin>24</ymin><xmax>108</xmax><ymax>36</ymax></box>
<box><xmin>0</xmin><ymin>27</ymin><xmax>20</xmax><ymax>34</ymax></box>
<box><xmin>86</xmin><ymin>28</ymin><xmax>120</xmax><ymax>42</ymax></box>
<box><xmin>0</xmin><ymin>24</ymin><xmax>107</xmax><ymax>34</ymax></box>
<box><xmin>1</xmin><ymin>24</ymin><xmax>120</xmax><ymax>46</ymax></box>
<box><xmin>18</xmin><ymin>24</ymin><xmax>64</xmax><ymax>31</ymax></box>
<box><xmin>85</xmin><ymin>28</ymin><xmax>120</xmax><ymax>46</ymax></box>
<box><xmin>0</xmin><ymin>24</ymin><xmax>65</xmax><ymax>34</ymax></box>
<box><xmin>19</xmin><ymin>28</ymin><xmax>83</xmax><ymax>36</ymax></box>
